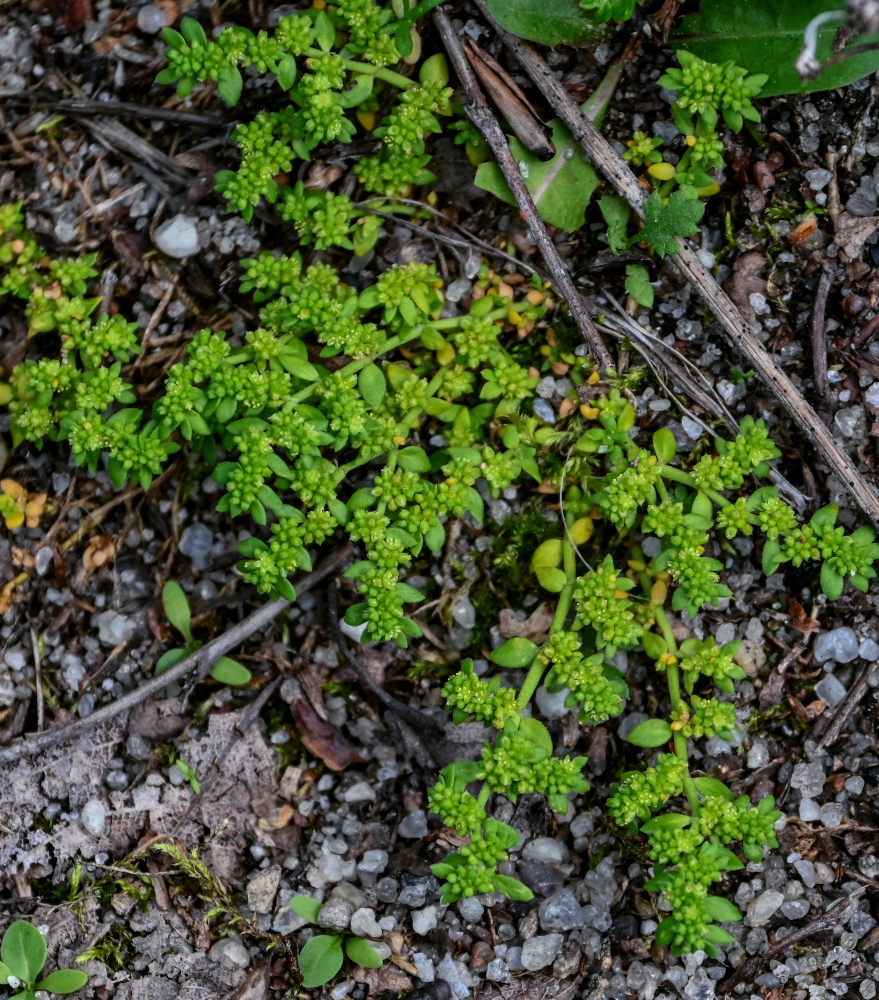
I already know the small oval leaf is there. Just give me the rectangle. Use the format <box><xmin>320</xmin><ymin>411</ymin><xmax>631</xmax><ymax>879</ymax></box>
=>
<box><xmin>625</xmin><ymin>719</ymin><xmax>673</xmax><ymax>748</ymax></box>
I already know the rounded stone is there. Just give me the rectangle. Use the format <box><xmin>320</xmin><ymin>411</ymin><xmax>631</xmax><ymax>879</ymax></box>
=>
<box><xmin>80</xmin><ymin>799</ymin><xmax>107</xmax><ymax>837</ymax></box>
<box><xmin>154</xmin><ymin>214</ymin><xmax>200</xmax><ymax>258</ymax></box>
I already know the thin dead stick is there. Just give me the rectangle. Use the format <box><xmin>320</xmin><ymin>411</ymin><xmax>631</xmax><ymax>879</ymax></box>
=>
<box><xmin>0</xmin><ymin>545</ymin><xmax>352</xmax><ymax>766</ymax></box>
<box><xmin>718</xmin><ymin>887</ymin><xmax>865</xmax><ymax>994</ymax></box>
<box><xmin>810</xmin><ymin>260</ymin><xmax>835</xmax><ymax>409</ymax></box>
<box><xmin>433</xmin><ymin>8</ymin><xmax>614</xmax><ymax>372</ymax></box>
<box><xmin>476</xmin><ymin>0</ymin><xmax>879</xmax><ymax>528</ymax></box>
<box><xmin>816</xmin><ymin>659</ymin><xmax>879</xmax><ymax>747</ymax></box>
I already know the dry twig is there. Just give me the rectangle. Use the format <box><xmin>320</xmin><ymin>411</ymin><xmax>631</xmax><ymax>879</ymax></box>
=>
<box><xmin>433</xmin><ymin>8</ymin><xmax>614</xmax><ymax>371</ymax></box>
<box><xmin>0</xmin><ymin>545</ymin><xmax>353</xmax><ymax>766</ymax></box>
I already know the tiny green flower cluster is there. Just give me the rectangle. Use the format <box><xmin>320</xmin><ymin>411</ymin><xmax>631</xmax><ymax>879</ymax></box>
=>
<box><xmin>572</xmin><ymin>555</ymin><xmax>644</xmax><ymax>654</ymax></box>
<box><xmin>441</xmin><ymin>659</ymin><xmax>518</xmax><ymax>728</ymax></box>
<box><xmin>606</xmin><ymin>754</ymin><xmax>687</xmax><ymax>826</ymax></box>
<box><xmin>659</xmin><ymin>51</ymin><xmax>768</xmax><ymax>133</ymax></box>
<box><xmin>539</xmin><ymin>630</ymin><xmax>624</xmax><ymax>723</ymax></box>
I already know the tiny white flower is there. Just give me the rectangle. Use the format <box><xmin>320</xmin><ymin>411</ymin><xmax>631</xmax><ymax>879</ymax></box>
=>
<box><xmin>7</xmin><ymin>975</ymin><xmax>21</xmax><ymax>989</ymax></box>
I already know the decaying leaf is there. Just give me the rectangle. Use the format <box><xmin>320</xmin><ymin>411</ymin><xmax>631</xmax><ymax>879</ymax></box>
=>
<box><xmin>291</xmin><ymin>696</ymin><xmax>364</xmax><ymax>772</ymax></box>
<box><xmin>83</xmin><ymin>533</ymin><xmax>116</xmax><ymax>572</ymax></box>
<box><xmin>499</xmin><ymin>602</ymin><xmax>554</xmax><ymax>641</ymax></box>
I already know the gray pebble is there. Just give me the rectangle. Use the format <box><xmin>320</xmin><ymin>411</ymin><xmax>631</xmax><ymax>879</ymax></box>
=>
<box><xmin>820</xmin><ymin>801</ymin><xmax>846</xmax><ymax>829</ymax></box>
<box><xmin>791</xmin><ymin>761</ymin><xmax>826</xmax><ymax>799</ymax></box>
<box><xmin>533</xmin><ymin>399</ymin><xmax>556</xmax><ymax>423</ymax></box>
<box><xmin>399</xmin><ymin>809</ymin><xmax>429</xmax><ymax>838</ymax></box>
<box><xmin>80</xmin><ymin>798</ymin><xmax>107</xmax><ymax>837</ymax></box>
<box><xmin>457</xmin><ymin>897</ymin><xmax>484</xmax><ymax>923</ymax></box>
<box><xmin>342</xmin><ymin>780</ymin><xmax>376</xmax><ymax>803</ymax></box>
<box><xmin>746</xmin><ymin>890</ymin><xmax>784</xmax><ymax>926</ymax></box>
<box><xmin>814</xmin><ymin>626</ymin><xmax>859</xmax><ymax>664</ymax></box>
<box><xmin>209</xmin><ymin>935</ymin><xmax>250</xmax><ymax>968</ymax></box>
<box><xmin>412</xmin><ymin>904</ymin><xmax>440</xmax><ymax>935</ymax></box>
<box><xmin>247</xmin><ymin>866</ymin><xmax>282</xmax><ymax>914</ymax></box>
<box><xmin>137</xmin><ymin>4</ymin><xmax>167</xmax><ymax>32</ymax></box>
<box><xmin>93</xmin><ymin>610</ymin><xmax>136</xmax><ymax>647</ymax></box>
<box><xmin>522</xmin><ymin>837</ymin><xmax>569</xmax><ymax>865</ymax></box>
<box><xmin>847</xmin><ymin>178</ymin><xmax>878</xmax><ymax>217</ymax></box>
<box><xmin>538</xmin><ymin>888</ymin><xmax>585</xmax><ymax>931</ymax></box>
<box><xmin>520</xmin><ymin>933</ymin><xmax>564</xmax><ymax>971</ymax></box>
<box><xmin>805</xmin><ymin>168</ymin><xmax>833</xmax><ymax>191</ymax></box>
<box><xmin>317</xmin><ymin>897</ymin><xmax>353</xmax><ymax>932</ymax></box>
<box><xmin>178</xmin><ymin>522</ymin><xmax>214</xmax><ymax>570</ymax></box>
<box><xmin>815</xmin><ymin>673</ymin><xmax>847</xmax><ymax>708</ymax></box>
<box><xmin>154</xmin><ymin>214</ymin><xmax>200</xmax><ymax>258</ymax></box>
<box><xmin>350</xmin><ymin>907</ymin><xmax>382</xmax><ymax>939</ymax></box>
<box><xmin>34</xmin><ymin>547</ymin><xmax>53</xmax><ymax>576</ymax></box>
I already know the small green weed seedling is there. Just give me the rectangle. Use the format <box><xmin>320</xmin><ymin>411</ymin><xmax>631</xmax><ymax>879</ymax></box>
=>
<box><xmin>289</xmin><ymin>896</ymin><xmax>382</xmax><ymax>989</ymax></box>
<box><xmin>157</xmin><ymin>581</ymin><xmax>251</xmax><ymax>686</ymax></box>
<box><xmin>0</xmin><ymin>921</ymin><xmax>87</xmax><ymax>1000</ymax></box>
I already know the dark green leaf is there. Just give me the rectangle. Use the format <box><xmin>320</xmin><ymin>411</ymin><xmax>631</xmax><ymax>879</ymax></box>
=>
<box><xmin>298</xmin><ymin>934</ymin><xmax>344</xmax><ymax>989</ymax></box>
<box><xmin>652</xmin><ymin>427</ymin><xmax>676</xmax><ymax>465</ymax></box>
<box><xmin>344</xmin><ymin>937</ymin><xmax>383</xmax><ymax>969</ymax></box>
<box><xmin>625</xmin><ymin>265</ymin><xmax>654</xmax><ymax>308</ymax></box>
<box><xmin>397</xmin><ymin>446</ymin><xmax>431</xmax><ymax>472</ymax></box>
<box><xmin>599</xmin><ymin>194</ymin><xmax>630</xmax><ymax>252</ymax></box>
<box><xmin>492</xmin><ymin>874</ymin><xmax>534</xmax><ymax>901</ymax></box>
<box><xmin>475</xmin><ymin>119</ymin><xmax>600</xmax><ymax>231</ymax></box>
<box><xmin>693</xmin><ymin>777</ymin><xmax>735</xmax><ymax>801</ymax></box>
<box><xmin>673</xmin><ymin>0</ymin><xmax>879</xmax><ymax>98</ymax></box>
<box><xmin>358</xmin><ymin>364</ymin><xmax>386</xmax><ymax>409</ymax></box>
<box><xmin>625</xmin><ymin>719</ymin><xmax>672</xmax><ymax>748</ymax></box>
<box><xmin>484</xmin><ymin>0</ymin><xmax>602</xmax><ymax>45</ymax></box>
<box><xmin>180</xmin><ymin>18</ymin><xmax>207</xmax><ymax>46</ymax></box>
<box><xmin>637</xmin><ymin>190</ymin><xmax>705</xmax><ymax>257</ymax></box>
<box><xmin>820</xmin><ymin>561</ymin><xmax>844</xmax><ymax>601</ymax></box>
<box><xmin>217</xmin><ymin>64</ymin><xmax>243</xmax><ymax>105</ymax></box>
<box><xmin>702</xmin><ymin>896</ymin><xmax>742</xmax><ymax>923</ymax></box>
<box><xmin>641</xmin><ymin>632</ymin><xmax>667</xmax><ymax>660</ymax></box>
<box><xmin>210</xmin><ymin>657</ymin><xmax>252</xmax><ymax>686</ymax></box>
<box><xmin>290</xmin><ymin>896</ymin><xmax>322</xmax><ymax>923</ymax></box>
<box><xmin>313</xmin><ymin>10</ymin><xmax>336</xmax><ymax>51</ymax></box>
<box><xmin>155</xmin><ymin>647</ymin><xmax>189</xmax><ymax>677</ymax></box>
<box><xmin>276</xmin><ymin>56</ymin><xmax>298</xmax><ymax>91</ymax></box>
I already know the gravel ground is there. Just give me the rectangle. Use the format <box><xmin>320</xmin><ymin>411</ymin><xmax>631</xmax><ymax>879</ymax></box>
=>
<box><xmin>1</xmin><ymin>2</ymin><xmax>879</xmax><ymax>999</ymax></box>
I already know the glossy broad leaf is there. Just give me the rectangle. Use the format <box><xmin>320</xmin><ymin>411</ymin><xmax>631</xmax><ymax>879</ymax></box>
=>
<box><xmin>484</xmin><ymin>0</ymin><xmax>603</xmax><ymax>45</ymax></box>
<box><xmin>673</xmin><ymin>0</ymin><xmax>879</xmax><ymax>97</ymax></box>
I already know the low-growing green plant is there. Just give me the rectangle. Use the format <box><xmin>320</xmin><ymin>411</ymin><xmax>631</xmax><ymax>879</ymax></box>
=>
<box><xmin>4</xmin><ymin>0</ymin><xmax>879</xmax><ymax>965</ymax></box>
<box><xmin>1</xmin><ymin>203</ymin><xmax>549</xmax><ymax>649</ymax></box>
<box><xmin>0</xmin><ymin>921</ymin><xmax>87</xmax><ymax>1000</ymax></box>
<box><xmin>289</xmin><ymin>897</ymin><xmax>383</xmax><ymax>989</ymax></box>
<box><xmin>158</xmin><ymin>580</ymin><xmax>251</xmax><ymax>686</ymax></box>
<box><xmin>428</xmin><ymin>394</ymin><xmax>879</xmax><ymax>953</ymax></box>
<box><xmin>157</xmin><ymin>10</ymin><xmax>453</xmax><ymax>230</ymax></box>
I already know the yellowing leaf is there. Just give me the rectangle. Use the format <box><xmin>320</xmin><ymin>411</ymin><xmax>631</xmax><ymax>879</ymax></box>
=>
<box><xmin>569</xmin><ymin>517</ymin><xmax>593</xmax><ymax>544</ymax></box>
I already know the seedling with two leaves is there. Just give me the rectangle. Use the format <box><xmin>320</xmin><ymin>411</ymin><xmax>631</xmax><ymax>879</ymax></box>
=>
<box><xmin>157</xmin><ymin>581</ymin><xmax>251</xmax><ymax>686</ymax></box>
<box><xmin>0</xmin><ymin>921</ymin><xmax>87</xmax><ymax>1000</ymax></box>
<box><xmin>289</xmin><ymin>897</ymin><xmax>383</xmax><ymax>989</ymax></box>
